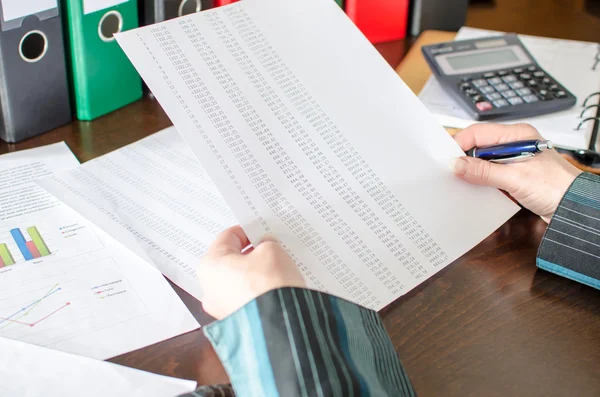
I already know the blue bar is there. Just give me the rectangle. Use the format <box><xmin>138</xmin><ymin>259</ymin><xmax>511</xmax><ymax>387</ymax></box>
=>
<box><xmin>10</xmin><ymin>228</ymin><xmax>33</xmax><ymax>261</ymax></box>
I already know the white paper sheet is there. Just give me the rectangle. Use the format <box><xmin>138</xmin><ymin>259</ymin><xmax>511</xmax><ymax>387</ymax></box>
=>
<box><xmin>0</xmin><ymin>144</ymin><xmax>199</xmax><ymax>359</ymax></box>
<box><xmin>116</xmin><ymin>0</ymin><xmax>519</xmax><ymax>310</ymax></box>
<box><xmin>418</xmin><ymin>27</ymin><xmax>600</xmax><ymax>149</ymax></box>
<box><xmin>0</xmin><ymin>337</ymin><xmax>197</xmax><ymax>397</ymax></box>
<box><xmin>1</xmin><ymin>0</ymin><xmax>57</xmax><ymax>21</ymax></box>
<box><xmin>38</xmin><ymin>128</ymin><xmax>237</xmax><ymax>300</ymax></box>
<box><xmin>84</xmin><ymin>0</ymin><xmax>128</xmax><ymax>15</ymax></box>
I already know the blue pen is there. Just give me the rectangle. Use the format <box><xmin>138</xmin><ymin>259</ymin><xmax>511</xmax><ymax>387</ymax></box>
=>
<box><xmin>466</xmin><ymin>139</ymin><xmax>553</xmax><ymax>163</ymax></box>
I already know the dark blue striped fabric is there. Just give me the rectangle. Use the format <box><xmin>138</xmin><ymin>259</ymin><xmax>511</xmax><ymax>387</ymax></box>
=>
<box><xmin>538</xmin><ymin>172</ymin><xmax>600</xmax><ymax>289</ymax></box>
<box><xmin>182</xmin><ymin>287</ymin><xmax>415</xmax><ymax>397</ymax></box>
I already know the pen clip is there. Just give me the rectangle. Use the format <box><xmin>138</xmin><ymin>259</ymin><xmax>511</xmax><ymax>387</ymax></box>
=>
<box><xmin>489</xmin><ymin>153</ymin><xmax>536</xmax><ymax>164</ymax></box>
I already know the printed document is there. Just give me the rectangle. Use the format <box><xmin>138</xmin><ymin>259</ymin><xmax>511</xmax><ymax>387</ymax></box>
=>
<box><xmin>39</xmin><ymin>128</ymin><xmax>237</xmax><ymax>300</ymax></box>
<box><xmin>0</xmin><ymin>144</ymin><xmax>199</xmax><ymax>359</ymax></box>
<box><xmin>0</xmin><ymin>337</ymin><xmax>197</xmax><ymax>397</ymax></box>
<box><xmin>114</xmin><ymin>0</ymin><xmax>519</xmax><ymax>310</ymax></box>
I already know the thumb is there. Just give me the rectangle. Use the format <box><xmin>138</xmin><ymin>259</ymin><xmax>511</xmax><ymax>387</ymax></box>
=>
<box><xmin>450</xmin><ymin>156</ymin><xmax>519</xmax><ymax>192</ymax></box>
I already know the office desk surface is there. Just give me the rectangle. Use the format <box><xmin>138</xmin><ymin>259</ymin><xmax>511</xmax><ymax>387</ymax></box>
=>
<box><xmin>2</xmin><ymin>1</ymin><xmax>600</xmax><ymax>396</ymax></box>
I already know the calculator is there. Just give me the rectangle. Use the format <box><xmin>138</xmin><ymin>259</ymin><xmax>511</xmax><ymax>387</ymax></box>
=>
<box><xmin>421</xmin><ymin>34</ymin><xmax>577</xmax><ymax>121</ymax></box>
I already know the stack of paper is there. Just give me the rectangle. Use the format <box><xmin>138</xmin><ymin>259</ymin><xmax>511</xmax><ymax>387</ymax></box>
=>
<box><xmin>0</xmin><ymin>144</ymin><xmax>199</xmax><ymax>360</ymax></box>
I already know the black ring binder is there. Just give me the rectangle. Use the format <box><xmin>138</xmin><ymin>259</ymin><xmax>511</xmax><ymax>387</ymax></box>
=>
<box><xmin>575</xmin><ymin>117</ymin><xmax>599</xmax><ymax>131</ymax></box>
<box><xmin>580</xmin><ymin>91</ymin><xmax>600</xmax><ymax>151</ymax></box>
<box><xmin>580</xmin><ymin>104</ymin><xmax>600</xmax><ymax>118</ymax></box>
<box><xmin>575</xmin><ymin>117</ymin><xmax>600</xmax><ymax>151</ymax></box>
<box><xmin>583</xmin><ymin>92</ymin><xmax>600</xmax><ymax>107</ymax></box>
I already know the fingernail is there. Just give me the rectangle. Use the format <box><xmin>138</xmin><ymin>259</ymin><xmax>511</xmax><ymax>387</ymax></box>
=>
<box><xmin>449</xmin><ymin>157</ymin><xmax>468</xmax><ymax>175</ymax></box>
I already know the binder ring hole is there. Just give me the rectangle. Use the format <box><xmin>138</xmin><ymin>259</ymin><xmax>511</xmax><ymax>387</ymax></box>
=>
<box><xmin>19</xmin><ymin>30</ymin><xmax>48</xmax><ymax>63</ymax></box>
<box><xmin>179</xmin><ymin>0</ymin><xmax>202</xmax><ymax>16</ymax></box>
<box><xmin>98</xmin><ymin>11</ymin><xmax>123</xmax><ymax>42</ymax></box>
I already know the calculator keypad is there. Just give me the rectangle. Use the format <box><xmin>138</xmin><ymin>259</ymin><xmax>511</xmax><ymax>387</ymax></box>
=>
<box><xmin>457</xmin><ymin>66</ymin><xmax>567</xmax><ymax>113</ymax></box>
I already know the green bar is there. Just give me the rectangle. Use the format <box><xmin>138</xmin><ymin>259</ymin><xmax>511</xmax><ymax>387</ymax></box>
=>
<box><xmin>27</xmin><ymin>227</ymin><xmax>50</xmax><ymax>257</ymax></box>
<box><xmin>0</xmin><ymin>243</ymin><xmax>15</xmax><ymax>266</ymax></box>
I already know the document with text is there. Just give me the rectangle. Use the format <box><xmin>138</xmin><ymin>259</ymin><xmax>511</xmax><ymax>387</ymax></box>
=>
<box><xmin>39</xmin><ymin>128</ymin><xmax>237</xmax><ymax>300</ymax></box>
<box><xmin>0</xmin><ymin>144</ymin><xmax>199</xmax><ymax>359</ymax></box>
<box><xmin>115</xmin><ymin>0</ymin><xmax>519</xmax><ymax>310</ymax></box>
<box><xmin>0</xmin><ymin>337</ymin><xmax>197</xmax><ymax>397</ymax></box>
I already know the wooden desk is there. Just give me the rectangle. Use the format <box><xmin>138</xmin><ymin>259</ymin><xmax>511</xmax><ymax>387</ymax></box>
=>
<box><xmin>2</xmin><ymin>2</ymin><xmax>600</xmax><ymax>396</ymax></box>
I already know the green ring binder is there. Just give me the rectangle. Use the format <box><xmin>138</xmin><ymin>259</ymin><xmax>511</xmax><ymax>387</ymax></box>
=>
<box><xmin>62</xmin><ymin>0</ymin><xmax>142</xmax><ymax>121</ymax></box>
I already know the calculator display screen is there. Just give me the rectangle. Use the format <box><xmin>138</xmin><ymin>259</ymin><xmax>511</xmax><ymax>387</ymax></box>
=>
<box><xmin>446</xmin><ymin>49</ymin><xmax>519</xmax><ymax>71</ymax></box>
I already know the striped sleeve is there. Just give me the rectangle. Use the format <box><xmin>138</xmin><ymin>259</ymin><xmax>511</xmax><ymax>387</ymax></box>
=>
<box><xmin>537</xmin><ymin>172</ymin><xmax>600</xmax><ymax>289</ymax></box>
<box><xmin>197</xmin><ymin>287</ymin><xmax>415</xmax><ymax>397</ymax></box>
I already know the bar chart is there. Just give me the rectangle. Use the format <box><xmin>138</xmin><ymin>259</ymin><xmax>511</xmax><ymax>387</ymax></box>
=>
<box><xmin>0</xmin><ymin>217</ymin><xmax>103</xmax><ymax>268</ymax></box>
<box><xmin>0</xmin><ymin>243</ymin><xmax>15</xmax><ymax>267</ymax></box>
<box><xmin>0</xmin><ymin>226</ymin><xmax>51</xmax><ymax>268</ymax></box>
<box><xmin>10</xmin><ymin>227</ymin><xmax>51</xmax><ymax>262</ymax></box>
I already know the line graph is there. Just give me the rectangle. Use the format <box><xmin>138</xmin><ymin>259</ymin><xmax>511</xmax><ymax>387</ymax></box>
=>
<box><xmin>0</xmin><ymin>284</ymin><xmax>70</xmax><ymax>328</ymax></box>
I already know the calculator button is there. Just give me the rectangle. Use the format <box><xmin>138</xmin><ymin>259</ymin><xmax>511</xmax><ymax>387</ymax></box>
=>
<box><xmin>516</xmin><ymin>88</ymin><xmax>532</xmax><ymax>96</ymax></box>
<box><xmin>495</xmin><ymin>83</ymin><xmax>510</xmax><ymax>92</ymax></box>
<box><xmin>509</xmin><ymin>81</ymin><xmax>525</xmax><ymax>89</ymax></box>
<box><xmin>461</xmin><ymin>76</ymin><xmax>472</xmax><ymax>82</ymax></box>
<box><xmin>472</xmin><ymin>95</ymin><xmax>486</xmax><ymax>102</ymax></box>
<box><xmin>464</xmin><ymin>88</ymin><xmax>478</xmax><ymax>96</ymax></box>
<box><xmin>542</xmin><ymin>77</ymin><xmax>552</xmax><ymax>85</ymax></box>
<box><xmin>493</xmin><ymin>99</ymin><xmax>509</xmax><ymax>107</ymax></box>
<box><xmin>508</xmin><ymin>97</ymin><xmax>524</xmax><ymax>105</ymax></box>
<box><xmin>479</xmin><ymin>86</ymin><xmax>495</xmax><ymax>94</ymax></box>
<box><xmin>487</xmin><ymin>77</ymin><xmax>503</xmax><ymax>85</ymax></box>
<box><xmin>537</xmin><ymin>89</ymin><xmax>554</xmax><ymax>100</ymax></box>
<box><xmin>527</xmin><ymin>66</ymin><xmax>537</xmax><ymax>72</ymax></box>
<box><xmin>513</xmin><ymin>68</ymin><xmax>524</xmax><ymax>74</ymax></box>
<box><xmin>472</xmin><ymin>79</ymin><xmax>488</xmax><ymax>87</ymax></box>
<box><xmin>502</xmin><ymin>75</ymin><xmax>517</xmax><ymax>83</ymax></box>
<box><xmin>523</xmin><ymin>94</ymin><xmax>539</xmax><ymax>103</ymax></box>
<box><xmin>459</xmin><ymin>82</ymin><xmax>472</xmax><ymax>90</ymax></box>
<box><xmin>483</xmin><ymin>72</ymin><xmax>497</xmax><ymax>78</ymax></box>
<box><xmin>519</xmin><ymin>73</ymin><xmax>532</xmax><ymax>80</ymax></box>
<box><xmin>476</xmin><ymin>101</ymin><xmax>493</xmax><ymax>111</ymax></box>
<box><xmin>533</xmin><ymin>71</ymin><xmax>545</xmax><ymax>78</ymax></box>
<box><xmin>486</xmin><ymin>92</ymin><xmax>502</xmax><ymax>101</ymax></box>
<box><xmin>527</xmin><ymin>80</ymin><xmax>538</xmax><ymax>87</ymax></box>
<box><xmin>555</xmin><ymin>90</ymin><xmax>568</xmax><ymax>98</ymax></box>
<box><xmin>502</xmin><ymin>90</ymin><xmax>517</xmax><ymax>98</ymax></box>
<box><xmin>549</xmin><ymin>84</ymin><xmax>560</xmax><ymax>91</ymax></box>
<box><xmin>497</xmin><ymin>70</ymin><xmax>509</xmax><ymax>76</ymax></box>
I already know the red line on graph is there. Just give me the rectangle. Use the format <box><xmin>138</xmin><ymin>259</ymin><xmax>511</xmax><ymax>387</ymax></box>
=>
<box><xmin>1</xmin><ymin>302</ymin><xmax>72</xmax><ymax>327</ymax></box>
<box><xmin>0</xmin><ymin>316</ymin><xmax>34</xmax><ymax>326</ymax></box>
<box><xmin>30</xmin><ymin>302</ymin><xmax>71</xmax><ymax>327</ymax></box>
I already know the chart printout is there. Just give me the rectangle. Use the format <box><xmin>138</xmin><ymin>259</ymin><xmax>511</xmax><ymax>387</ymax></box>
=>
<box><xmin>115</xmin><ymin>0</ymin><xmax>519</xmax><ymax>310</ymax></box>
<box><xmin>39</xmin><ymin>128</ymin><xmax>237</xmax><ymax>300</ymax></box>
<box><xmin>0</xmin><ymin>144</ymin><xmax>199</xmax><ymax>359</ymax></box>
